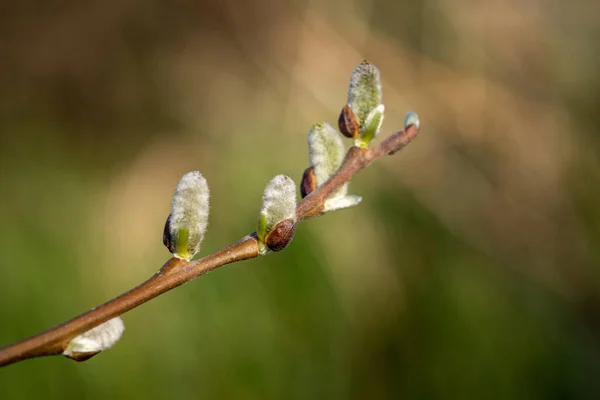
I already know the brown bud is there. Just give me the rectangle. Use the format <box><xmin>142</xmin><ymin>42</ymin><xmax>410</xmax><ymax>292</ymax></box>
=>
<box><xmin>162</xmin><ymin>214</ymin><xmax>175</xmax><ymax>252</ymax></box>
<box><xmin>64</xmin><ymin>351</ymin><xmax>101</xmax><ymax>362</ymax></box>
<box><xmin>338</xmin><ymin>104</ymin><xmax>360</xmax><ymax>139</ymax></box>
<box><xmin>300</xmin><ymin>166</ymin><xmax>317</xmax><ymax>198</ymax></box>
<box><xmin>265</xmin><ymin>218</ymin><xmax>296</xmax><ymax>252</ymax></box>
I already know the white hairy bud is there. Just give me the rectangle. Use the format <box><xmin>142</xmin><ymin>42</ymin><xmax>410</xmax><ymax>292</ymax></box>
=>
<box><xmin>308</xmin><ymin>122</ymin><xmax>346</xmax><ymax>186</ymax></box>
<box><xmin>257</xmin><ymin>175</ymin><xmax>297</xmax><ymax>254</ymax></box>
<box><xmin>63</xmin><ymin>317</ymin><xmax>125</xmax><ymax>361</ymax></box>
<box><xmin>163</xmin><ymin>171</ymin><xmax>210</xmax><ymax>261</ymax></box>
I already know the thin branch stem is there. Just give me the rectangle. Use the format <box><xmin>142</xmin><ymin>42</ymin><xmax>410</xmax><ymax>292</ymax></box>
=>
<box><xmin>0</xmin><ymin>125</ymin><xmax>418</xmax><ymax>367</ymax></box>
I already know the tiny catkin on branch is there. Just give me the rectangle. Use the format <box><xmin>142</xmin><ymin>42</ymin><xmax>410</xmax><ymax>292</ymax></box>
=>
<box><xmin>0</xmin><ymin>58</ymin><xmax>419</xmax><ymax>367</ymax></box>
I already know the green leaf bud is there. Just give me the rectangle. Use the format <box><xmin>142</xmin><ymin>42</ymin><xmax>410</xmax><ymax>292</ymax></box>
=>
<box><xmin>355</xmin><ymin>104</ymin><xmax>385</xmax><ymax>148</ymax></box>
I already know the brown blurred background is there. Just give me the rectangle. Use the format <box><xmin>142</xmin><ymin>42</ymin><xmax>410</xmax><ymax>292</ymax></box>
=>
<box><xmin>1</xmin><ymin>0</ymin><xmax>600</xmax><ymax>398</ymax></box>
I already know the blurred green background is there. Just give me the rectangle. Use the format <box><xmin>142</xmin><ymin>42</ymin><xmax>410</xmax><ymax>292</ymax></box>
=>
<box><xmin>1</xmin><ymin>0</ymin><xmax>600</xmax><ymax>398</ymax></box>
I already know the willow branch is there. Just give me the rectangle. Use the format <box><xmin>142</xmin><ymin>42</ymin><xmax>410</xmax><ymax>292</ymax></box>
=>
<box><xmin>0</xmin><ymin>125</ymin><xmax>418</xmax><ymax>368</ymax></box>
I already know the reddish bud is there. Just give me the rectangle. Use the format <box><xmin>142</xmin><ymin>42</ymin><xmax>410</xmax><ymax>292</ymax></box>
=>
<box><xmin>300</xmin><ymin>166</ymin><xmax>317</xmax><ymax>198</ymax></box>
<box><xmin>65</xmin><ymin>351</ymin><xmax>101</xmax><ymax>362</ymax></box>
<box><xmin>265</xmin><ymin>218</ymin><xmax>296</xmax><ymax>252</ymax></box>
<box><xmin>338</xmin><ymin>104</ymin><xmax>360</xmax><ymax>139</ymax></box>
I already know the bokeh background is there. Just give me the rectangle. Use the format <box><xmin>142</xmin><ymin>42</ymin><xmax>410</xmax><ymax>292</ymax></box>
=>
<box><xmin>1</xmin><ymin>0</ymin><xmax>600</xmax><ymax>398</ymax></box>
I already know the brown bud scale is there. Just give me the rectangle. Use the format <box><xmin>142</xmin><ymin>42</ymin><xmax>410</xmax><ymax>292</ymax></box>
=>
<box><xmin>162</xmin><ymin>214</ymin><xmax>175</xmax><ymax>253</ymax></box>
<box><xmin>300</xmin><ymin>166</ymin><xmax>317</xmax><ymax>198</ymax></box>
<box><xmin>338</xmin><ymin>104</ymin><xmax>360</xmax><ymax>139</ymax></box>
<box><xmin>65</xmin><ymin>351</ymin><xmax>101</xmax><ymax>362</ymax></box>
<box><xmin>265</xmin><ymin>218</ymin><xmax>296</xmax><ymax>252</ymax></box>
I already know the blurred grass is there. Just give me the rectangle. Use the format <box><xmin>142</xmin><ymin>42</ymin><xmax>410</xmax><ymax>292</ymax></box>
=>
<box><xmin>1</xmin><ymin>0</ymin><xmax>600</xmax><ymax>399</ymax></box>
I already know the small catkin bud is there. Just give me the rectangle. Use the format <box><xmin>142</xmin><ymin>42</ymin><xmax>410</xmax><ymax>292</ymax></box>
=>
<box><xmin>164</xmin><ymin>171</ymin><xmax>210</xmax><ymax>261</ymax></box>
<box><xmin>300</xmin><ymin>166</ymin><xmax>317</xmax><ymax>198</ymax></box>
<box><xmin>404</xmin><ymin>111</ymin><xmax>420</xmax><ymax>130</ymax></box>
<box><xmin>63</xmin><ymin>317</ymin><xmax>125</xmax><ymax>362</ymax></box>
<box><xmin>308</xmin><ymin>123</ymin><xmax>345</xmax><ymax>186</ymax></box>
<box><xmin>347</xmin><ymin>60</ymin><xmax>383</xmax><ymax>125</ymax></box>
<box><xmin>306</xmin><ymin>121</ymin><xmax>363</xmax><ymax>214</ymax></box>
<box><xmin>264</xmin><ymin>218</ymin><xmax>297</xmax><ymax>252</ymax></box>
<box><xmin>338</xmin><ymin>104</ymin><xmax>360</xmax><ymax>139</ymax></box>
<box><xmin>324</xmin><ymin>194</ymin><xmax>362</xmax><ymax>212</ymax></box>
<box><xmin>257</xmin><ymin>175</ymin><xmax>297</xmax><ymax>255</ymax></box>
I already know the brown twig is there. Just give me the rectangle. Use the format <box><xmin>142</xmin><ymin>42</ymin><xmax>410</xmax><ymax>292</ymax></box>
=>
<box><xmin>0</xmin><ymin>125</ymin><xmax>418</xmax><ymax>367</ymax></box>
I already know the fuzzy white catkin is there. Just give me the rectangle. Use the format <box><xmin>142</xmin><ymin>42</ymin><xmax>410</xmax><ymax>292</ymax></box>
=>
<box><xmin>324</xmin><ymin>194</ymin><xmax>362</xmax><ymax>212</ymax></box>
<box><xmin>306</xmin><ymin>123</ymin><xmax>363</xmax><ymax>213</ymax></box>
<box><xmin>169</xmin><ymin>171</ymin><xmax>210</xmax><ymax>259</ymax></box>
<box><xmin>63</xmin><ymin>317</ymin><xmax>125</xmax><ymax>356</ymax></box>
<box><xmin>308</xmin><ymin>123</ymin><xmax>346</xmax><ymax>187</ymax></box>
<box><xmin>347</xmin><ymin>61</ymin><xmax>383</xmax><ymax>124</ymax></box>
<box><xmin>260</xmin><ymin>175</ymin><xmax>297</xmax><ymax>230</ymax></box>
